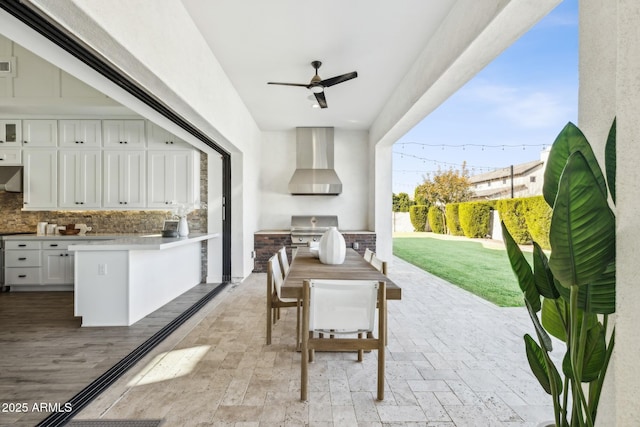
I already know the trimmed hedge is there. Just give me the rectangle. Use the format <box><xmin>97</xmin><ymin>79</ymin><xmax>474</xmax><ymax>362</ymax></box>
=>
<box><xmin>496</xmin><ymin>198</ymin><xmax>530</xmax><ymax>244</ymax></box>
<box><xmin>523</xmin><ymin>196</ymin><xmax>552</xmax><ymax>249</ymax></box>
<box><xmin>445</xmin><ymin>203</ymin><xmax>464</xmax><ymax>236</ymax></box>
<box><xmin>494</xmin><ymin>196</ymin><xmax>551</xmax><ymax>249</ymax></box>
<box><xmin>428</xmin><ymin>206</ymin><xmax>446</xmax><ymax>234</ymax></box>
<box><xmin>459</xmin><ymin>201</ymin><xmax>491</xmax><ymax>238</ymax></box>
<box><xmin>409</xmin><ymin>205</ymin><xmax>429</xmax><ymax>232</ymax></box>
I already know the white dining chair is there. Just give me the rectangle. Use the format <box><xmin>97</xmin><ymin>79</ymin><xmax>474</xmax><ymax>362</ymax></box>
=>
<box><xmin>301</xmin><ymin>279</ymin><xmax>386</xmax><ymax>401</ymax></box>
<box><xmin>277</xmin><ymin>246</ymin><xmax>290</xmax><ymax>278</ymax></box>
<box><xmin>370</xmin><ymin>254</ymin><xmax>388</xmax><ymax>276</ymax></box>
<box><xmin>363</xmin><ymin>247</ymin><xmax>374</xmax><ymax>263</ymax></box>
<box><xmin>266</xmin><ymin>255</ymin><xmax>300</xmax><ymax>348</ymax></box>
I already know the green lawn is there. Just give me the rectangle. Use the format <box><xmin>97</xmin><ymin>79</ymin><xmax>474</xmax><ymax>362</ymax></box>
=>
<box><xmin>393</xmin><ymin>235</ymin><xmax>531</xmax><ymax>307</ymax></box>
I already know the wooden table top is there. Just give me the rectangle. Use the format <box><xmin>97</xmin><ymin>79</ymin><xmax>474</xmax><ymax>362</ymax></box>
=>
<box><xmin>281</xmin><ymin>247</ymin><xmax>402</xmax><ymax>300</ymax></box>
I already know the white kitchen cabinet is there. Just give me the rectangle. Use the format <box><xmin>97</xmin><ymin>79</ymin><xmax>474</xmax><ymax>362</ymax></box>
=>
<box><xmin>147</xmin><ymin>122</ymin><xmax>191</xmax><ymax>150</ymax></box>
<box><xmin>42</xmin><ymin>250</ymin><xmax>74</xmax><ymax>285</ymax></box>
<box><xmin>147</xmin><ymin>150</ymin><xmax>198</xmax><ymax>208</ymax></box>
<box><xmin>4</xmin><ymin>240</ymin><xmax>42</xmax><ymax>287</ymax></box>
<box><xmin>59</xmin><ymin>120</ymin><xmax>102</xmax><ymax>148</ymax></box>
<box><xmin>22</xmin><ymin>119</ymin><xmax>58</xmax><ymax>147</ymax></box>
<box><xmin>102</xmin><ymin>120</ymin><xmax>145</xmax><ymax>148</ymax></box>
<box><xmin>0</xmin><ymin>148</ymin><xmax>21</xmax><ymax>164</ymax></box>
<box><xmin>23</xmin><ymin>149</ymin><xmax>58</xmax><ymax>209</ymax></box>
<box><xmin>58</xmin><ymin>150</ymin><xmax>101</xmax><ymax>208</ymax></box>
<box><xmin>103</xmin><ymin>150</ymin><xmax>146</xmax><ymax>208</ymax></box>
<box><xmin>0</xmin><ymin>120</ymin><xmax>21</xmax><ymax>147</ymax></box>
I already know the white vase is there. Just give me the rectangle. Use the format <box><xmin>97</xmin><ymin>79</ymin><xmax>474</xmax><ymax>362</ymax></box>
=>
<box><xmin>178</xmin><ymin>216</ymin><xmax>189</xmax><ymax>237</ymax></box>
<box><xmin>319</xmin><ymin>226</ymin><xmax>346</xmax><ymax>265</ymax></box>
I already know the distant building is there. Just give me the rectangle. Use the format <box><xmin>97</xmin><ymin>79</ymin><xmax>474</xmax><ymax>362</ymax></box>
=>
<box><xmin>469</xmin><ymin>149</ymin><xmax>549</xmax><ymax>200</ymax></box>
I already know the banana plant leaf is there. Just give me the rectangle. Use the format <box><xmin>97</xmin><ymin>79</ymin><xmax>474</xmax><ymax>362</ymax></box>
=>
<box><xmin>533</xmin><ymin>242</ymin><xmax>560</xmax><ymax>299</ymax></box>
<box><xmin>549</xmin><ymin>151</ymin><xmax>616</xmax><ymax>288</ymax></box>
<box><xmin>561</xmin><ymin>322</ymin><xmax>606</xmax><ymax>382</ymax></box>
<box><xmin>605</xmin><ymin>118</ymin><xmax>616</xmax><ymax>204</ymax></box>
<box><xmin>541</xmin><ymin>297</ymin><xmax>568</xmax><ymax>342</ymax></box>
<box><xmin>553</xmin><ymin>262</ymin><xmax>615</xmax><ymax>315</ymax></box>
<box><xmin>543</xmin><ymin>122</ymin><xmax>607</xmax><ymax>207</ymax></box>
<box><xmin>502</xmin><ymin>221</ymin><xmax>541</xmax><ymax>311</ymax></box>
<box><xmin>526</xmin><ymin>299</ymin><xmax>553</xmax><ymax>352</ymax></box>
<box><xmin>524</xmin><ymin>333</ymin><xmax>562</xmax><ymax>394</ymax></box>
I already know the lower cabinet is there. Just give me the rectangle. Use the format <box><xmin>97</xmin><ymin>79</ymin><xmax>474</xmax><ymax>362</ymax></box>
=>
<box><xmin>42</xmin><ymin>250</ymin><xmax>74</xmax><ymax>285</ymax></box>
<box><xmin>3</xmin><ymin>239</ymin><xmax>90</xmax><ymax>290</ymax></box>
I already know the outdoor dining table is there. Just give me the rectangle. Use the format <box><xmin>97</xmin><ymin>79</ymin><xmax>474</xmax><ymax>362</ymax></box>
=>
<box><xmin>281</xmin><ymin>247</ymin><xmax>402</xmax><ymax>301</ymax></box>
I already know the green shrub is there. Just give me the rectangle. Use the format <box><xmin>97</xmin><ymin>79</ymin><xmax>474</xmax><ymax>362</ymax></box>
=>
<box><xmin>523</xmin><ymin>196</ymin><xmax>552</xmax><ymax>249</ymax></box>
<box><xmin>496</xmin><ymin>198</ymin><xmax>531</xmax><ymax>244</ymax></box>
<box><xmin>458</xmin><ymin>201</ymin><xmax>491</xmax><ymax>238</ymax></box>
<box><xmin>409</xmin><ymin>205</ymin><xmax>429</xmax><ymax>231</ymax></box>
<box><xmin>428</xmin><ymin>206</ymin><xmax>446</xmax><ymax>234</ymax></box>
<box><xmin>445</xmin><ymin>203</ymin><xmax>464</xmax><ymax>236</ymax></box>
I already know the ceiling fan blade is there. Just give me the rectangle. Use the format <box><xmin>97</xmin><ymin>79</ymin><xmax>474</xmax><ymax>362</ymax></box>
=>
<box><xmin>314</xmin><ymin>91</ymin><xmax>328</xmax><ymax>109</ymax></box>
<box><xmin>267</xmin><ymin>82</ymin><xmax>309</xmax><ymax>87</ymax></box>
<box><xmin>319</xmin><ymin>71</ymin><xmax>358</xmax><ymax>87</ymax></box>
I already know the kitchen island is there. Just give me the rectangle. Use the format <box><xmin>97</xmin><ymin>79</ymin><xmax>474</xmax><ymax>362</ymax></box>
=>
<box><xmin>68</xmin><ymin>233</ymin><xmax>218</xmax><ymax>326</ymax></box>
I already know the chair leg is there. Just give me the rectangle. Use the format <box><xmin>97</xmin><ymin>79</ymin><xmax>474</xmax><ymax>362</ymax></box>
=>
<box><xmin>357</xmin><ymin>332</ymin><xmax>364</xmax><ymax>362</ymax></box>
<box><xmin>295</xmin><ymin>299</ymin><xmax>301</xmax><ymax>350</ymax></box>
<box><xmin>301</xmin><ymin>283</ymin><xmax>310</xmax><ymax>401</ymax></box>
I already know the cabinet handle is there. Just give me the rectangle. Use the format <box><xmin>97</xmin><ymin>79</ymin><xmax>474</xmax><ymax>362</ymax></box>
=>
<box><xmin>0</xmin><ymin>140</ymin><xmax>4</xmax><ymax>143</ymax></box>
<box><xmin>60</xmin><ymin>253</ymin><xmax>64</xmax><ymax>257</ymax></box>
<box><xmin>81</xmin><ymin>141</ymin><xmax>84</xmax><ymax>144</ymax></box>
<box><xmin>65</xmin><ymin>254</ymin><xmax>69</xmax><ymax>257</ymax></box>
<box><xmin>18</xmin><ymin>257</ymin><xmax>27</xmax><ymax>260</ymax></box>
<box><xmin>18</xmin><ymin>275</ymin><xmax>26</xmax><ymax>278</ymax></box>
<box><xmin>18</xmin><ymin>244</ymin><xmax>26</xmax><ymax>247</ymax></box>
<box><xmin>23</xmin><ymin>140</ymin><xmax>27</xmax><ymax>144</ymax></box>
<box><xmin>76</xmin><ymin>141</ymin><xmax>79</xmax><ymax>144</ymax></box>
<box><xmin>50</xmin><ymin>244</ymin><xmax>58</xmax><ymax>247</ymax></box>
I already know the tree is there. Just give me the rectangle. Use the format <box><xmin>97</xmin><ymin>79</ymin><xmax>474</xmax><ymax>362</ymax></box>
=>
<box><xmin>392</xmin><ymin>192</ymin><xmax>414</xmax><ymax>212</ymax></box>
<box><xmin>415</xmin><ymin>162</ymin><xmax>473</xmax><ymax>207</ymax></box>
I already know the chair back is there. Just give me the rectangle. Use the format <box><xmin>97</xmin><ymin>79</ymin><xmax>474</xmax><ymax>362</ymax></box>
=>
<box><xmin>268</xmin><ymin>255</ymin><xmax>285</xmax><ymax>299</ymax></box>
<box><xmin>277</xmin><ymin>246</ymin><xmax>290</xmax><ymax>277</ymax></box>
<box><xmin>363</xmin><ymin>248</ymin><xmax>374</xmax><ymax>263</ymax></box>
<box><xmin>308</xmin><ymin>279</ymin><xmax>379</xmax><ymax>334</ymax></box>
<box><xmin>370</xmin><ymin>255</ymin><xmax>385</xmax><ymax>274</ymax></box>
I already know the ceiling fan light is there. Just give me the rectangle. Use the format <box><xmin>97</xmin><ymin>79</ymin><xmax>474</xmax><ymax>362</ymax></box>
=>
<box><xmin>310</xmin><ymin>85</ymin><xmax>324</xmax><ymax>94</ymax></box>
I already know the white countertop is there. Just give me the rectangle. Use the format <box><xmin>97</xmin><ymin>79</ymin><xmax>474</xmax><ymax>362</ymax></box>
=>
<box><xmin>2</xmin><ymin>233</ymin><xmax>219</xmax><ymax>251</ymax></box>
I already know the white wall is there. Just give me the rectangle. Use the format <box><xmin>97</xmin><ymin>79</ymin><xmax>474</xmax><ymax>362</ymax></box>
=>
<box><xmin>259</xmin><ymin>129</ymin><xmax>371</xmax><ymax>231</ymax></box>
<box><xmin>581</xmin><ymin>1</ymin><xmax>640</xmax><ymax>425</ymax></box>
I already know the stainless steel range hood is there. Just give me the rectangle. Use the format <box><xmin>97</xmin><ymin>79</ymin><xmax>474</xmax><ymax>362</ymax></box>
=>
<box><xmin>289</xmin><ymin>127</ymin><xmax>342</xmax><ymax>195</ymax></box>
<box><xmin>0</xmin><ymin>166</ymin><xmax>22</xmax><ymax>192</ymax></box>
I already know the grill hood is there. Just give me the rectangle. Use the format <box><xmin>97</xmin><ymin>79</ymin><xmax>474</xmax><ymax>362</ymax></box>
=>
<box><xmin>0</xmin><ymin>165</ymin><xmax>22</xmax><ymax>192</ymax></box>
<box><xmin>289</xmin><ymin>127</ymin><xmax>342</xmax><ymax>195</ymax></box>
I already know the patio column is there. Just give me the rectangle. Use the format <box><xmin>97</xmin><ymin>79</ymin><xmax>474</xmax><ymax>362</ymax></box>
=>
<box><xmin>579</xmin><ymin>0</ymin><xmax>640</xmax><ymax>425</ymax></box>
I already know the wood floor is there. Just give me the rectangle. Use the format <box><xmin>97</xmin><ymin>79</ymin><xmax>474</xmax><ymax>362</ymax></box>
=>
<box><xmin>0</xmin><ymin>283</ymin><xmax>222</xmax><ymax>427</ymax></box>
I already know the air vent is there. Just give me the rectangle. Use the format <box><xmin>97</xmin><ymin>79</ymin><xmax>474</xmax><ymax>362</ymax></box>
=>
<box><xmin>0</xmin><ymin>58</ymin><xmax>16</xmax><ymax>77</ymax></box>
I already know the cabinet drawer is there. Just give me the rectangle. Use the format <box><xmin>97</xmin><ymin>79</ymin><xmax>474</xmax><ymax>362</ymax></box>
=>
<box><xmin>5</xmin><ymin>267</ymin><xmax>42</xmax><ymax>285</ymax></box>
<box><xmin>5</xmin><ymin>250</ymin><xmax>42</xmax><ymax>267</ymax></box>
<box><xmin>42</xmin><ymin>241</ymin><xmax>70</xmax><ymax>250</ymax></box>
<box><xmin>4</xmin><ymin>241</ymin><xmax>41</xmax><ymax>250</ymax></box>
<box><xmin>0</xmin><ymin>148</ymin><xmax>21</xmax><ymax>164</ymax></box>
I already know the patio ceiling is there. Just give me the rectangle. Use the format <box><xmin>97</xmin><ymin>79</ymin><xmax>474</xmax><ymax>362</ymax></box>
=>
<box><xmin>180</xmin><ymin>0</ymin><xmax>456</xmax><ymax>131</ymax></box>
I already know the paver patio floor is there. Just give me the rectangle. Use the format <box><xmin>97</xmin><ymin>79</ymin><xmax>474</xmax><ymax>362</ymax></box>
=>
<box><xmin>74</xmin><ymin>256</ymin><xmax>555</xmax><ymax>426</ymax></box>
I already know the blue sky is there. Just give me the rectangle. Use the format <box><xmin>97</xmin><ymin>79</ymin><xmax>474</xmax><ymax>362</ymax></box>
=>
<box><xmin>392</xmin><ymin>0</ymin><xmax>578</xmax><ymax>195</ymax></box>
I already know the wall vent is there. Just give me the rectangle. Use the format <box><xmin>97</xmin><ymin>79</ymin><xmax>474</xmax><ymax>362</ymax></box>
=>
<box><xmin>0</xmin><ymin>58</ymin><xmax>16</xmax><ymax>77</ymax></box>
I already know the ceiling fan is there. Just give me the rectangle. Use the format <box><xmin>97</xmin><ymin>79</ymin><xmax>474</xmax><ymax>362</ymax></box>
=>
<box><xmin>267</xmin><ymin>60</ymin><xmax>358</xmax><ymax>108</ymax></box>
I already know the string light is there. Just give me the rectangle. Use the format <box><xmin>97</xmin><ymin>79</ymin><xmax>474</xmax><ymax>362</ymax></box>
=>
<box><xmin>395</xmin><ymin>141</ymin><xmax>546</xmax><ymax>150</ymax></box>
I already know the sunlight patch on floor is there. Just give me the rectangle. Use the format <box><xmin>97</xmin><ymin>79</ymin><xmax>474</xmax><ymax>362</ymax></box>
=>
<box><xmin>126</xmin><ymin>345</ymin><xmax>210</xmax><ymax>386</ymax></box>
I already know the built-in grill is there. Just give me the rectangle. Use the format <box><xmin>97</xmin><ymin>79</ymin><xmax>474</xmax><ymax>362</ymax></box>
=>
<box><xmin>290</xmin><ymin>215</ymin><xmax>338</xmax><ymax>247</ymax></box>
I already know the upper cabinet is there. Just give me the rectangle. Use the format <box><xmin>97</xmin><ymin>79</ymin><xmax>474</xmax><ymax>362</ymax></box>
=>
<box><xmin>0</xmin><ymin>120</ymin><xmax>22</xmax><ymax>147</ymax></box>
<box><xmin>103</xmin><ymin>120</ymin><xmax>145</xmax><ymax>148</ymax></box>
<box><xmin>23</xmin><ymin>149</ymin><xmax>58</xmax><ymax>209</ymax></box>
<box><xmin>22</xmin><ymin>120</ymin><xmax>58</xmax><ymax>147</ymax></box>
<box><xmin>147</xmin><ymin>122</ymin><xmax>192</xmax><ymax>150</ymax></box>
<box><xmin>59</xmin><ymin>120</ymin><xmax>102</xmax><ymax>148</ymax></box>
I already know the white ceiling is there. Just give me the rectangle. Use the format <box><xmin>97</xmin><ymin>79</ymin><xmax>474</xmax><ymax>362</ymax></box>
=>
<box><xmin>180</xmin><ymin>0</ymin><xmax>457</xmax><ymax>131</ymax></box>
